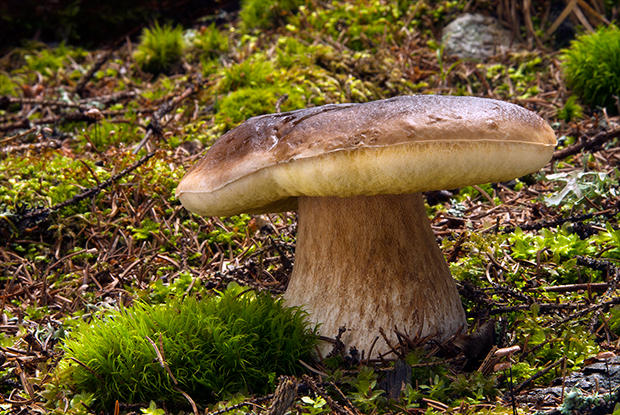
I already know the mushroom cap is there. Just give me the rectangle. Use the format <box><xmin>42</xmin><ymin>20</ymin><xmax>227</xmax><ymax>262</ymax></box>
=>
<box><xmin>176</xmin><ymin>95</ymin><xmax>556</xmax><ymax>216</ymax></box>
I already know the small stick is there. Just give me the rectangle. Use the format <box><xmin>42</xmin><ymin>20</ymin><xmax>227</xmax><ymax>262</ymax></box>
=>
<box><xmin>302</xmin><ymin>375</ymin><xmax>350</xmax><ymax>415</ymax></box>
<box><xmin>560</xmin><ymin>355</ymin><xmax>567</xmax><ymax>403</ymax></box>
<box><xmin>145</xmin><ymin>335</ymin><xmax>199</xmax><ymax>415</ymax></box>
<box><xmin>145</xmin><ymin>335</ymin><xmax>178</xmax><ymax>385</ymax></box>
<box><xmin>552</xmin><ymin>129</ymin><xmax>620</xmax><ymax>161</ymax></box>
<box><xmin>208</xmin><ymin>396</ymin><xmax>271</xmax><ymax>415</ymax></box>
<box><xmin>526</xmin><ymin>282</ymin><xmax>609</xmax><ymax>293</ymax></box>
<box><xmin>75</xmin><ymin>49</ymin><xmax>113</xmax><ymax>95</ymax></box>
<box><xmin>69</xmin><ymin>357</ymin><xmax>104</xmax><ymax>382</ymax></box>
<box><xmin>510</xmin><ymin>356</ymin><xmax>566</xmax><ymax>396</ymax></box>
<box><xmin>15</xmin><ymin>151</ymin><xmax>156</xmax><ymax>226</ymax></box>
<box><xmin>0</xmin><ymin>127</ymin><xmax>36</xmax><ymax>144</ymax></box>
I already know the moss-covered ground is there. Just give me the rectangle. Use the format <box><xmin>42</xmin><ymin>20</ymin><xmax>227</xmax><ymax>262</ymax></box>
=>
<box><xmin>1</xmin><ymin>1</ymin><xmax>620</xmax><ymax>414</ymax></box>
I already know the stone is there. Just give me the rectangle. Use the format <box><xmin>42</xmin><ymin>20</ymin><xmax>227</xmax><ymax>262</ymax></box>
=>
<box><xmin>442</xmin><ymin>13</ymin><xmax>515</xmax><ymax>62</ymax></box>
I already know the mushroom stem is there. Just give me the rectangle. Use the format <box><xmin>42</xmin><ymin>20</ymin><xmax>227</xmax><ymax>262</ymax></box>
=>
<box><xmin>284</xmin><ymin>193</ymin><xmax>467</xmax><ymax>357</ymax></box>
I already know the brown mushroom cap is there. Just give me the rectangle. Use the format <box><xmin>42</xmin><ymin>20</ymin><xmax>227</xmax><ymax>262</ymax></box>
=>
<box><xmin>176</xmin><ymin>95</ymin><xmax>556</xmax><ymax>216</ymax></box>
<box><xmin>177</xmin><ymin>95</ymin><xmax>557</xmax><ymax>355</ymax></box>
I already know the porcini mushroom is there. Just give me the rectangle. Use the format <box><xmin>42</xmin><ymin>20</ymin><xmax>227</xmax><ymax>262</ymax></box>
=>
<box><xmin>176</xmin><ymin>95</ymin><xmax>556</xmax><ymax>356</ymax></box>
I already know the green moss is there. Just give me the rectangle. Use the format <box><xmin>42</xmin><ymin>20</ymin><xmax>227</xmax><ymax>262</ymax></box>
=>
<box><xmin>240</xmin><ymin>0</ymin><xmax>305</xmax><ymax>31</ymax></box>
<box><xmin>557</xmin><ymin>95</ymin><xmax>583</xmax><ymax>122</ymax></box>
<box><xmin>134</xmin><ymin>22</ymin><xmax>185</xmax><ymax>75</ymax></box>
<box><xmin>215</xmin><ymin>85</ymin><xmax>306</xmax><ymax>130</ymax></box>
<box><xmin>0</xmin><ymin>73</ymin><xmax>19</xmax><ymax>96</ymax></box>
<box><xmin>0</xmin><ymin>153</ymin><xmax>106</xmax><ymax>211</ymax></box>
<box><xmin>289</xmin><ymin>1</ymin><xmax>405</xmax><ymax>51</ymax></box>
<box><xmin>561</xmin><ymin>25</ymin><xmax>620</xmax><ymax>113</ymax></box>
<box><xmin>58</xmin><ymin>283</ymin><xmax>317</xmax><ymax>409</ymax></box>
<box><xmin>193</xmin><ymin>23</ymin><xmax>229</xmax><ymax>60</ymax></box>
<box><xmin>276</xmin><ymin>36</ymin><xmax>328</xmax><ymax>69</ymax></box>
<box><xmin>218</xmin><ymin>58</ymin><xmax>274</xmax><ymax>93</ymax></box>
<box><xmin>22</xmin><ymin>42</ymin><xmax>86</xmax><ymax>77</ymax></box>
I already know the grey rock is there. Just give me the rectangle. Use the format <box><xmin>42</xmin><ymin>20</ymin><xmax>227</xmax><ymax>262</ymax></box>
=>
<box><xmin>441</xmin><ymin>13</ymin><xmax>515</xmax><ymax>62</ymax></box>
<box><xmin>526</xmin><ymin>356</ymin><xmax>620</xmax><ymax>406</ymax></box>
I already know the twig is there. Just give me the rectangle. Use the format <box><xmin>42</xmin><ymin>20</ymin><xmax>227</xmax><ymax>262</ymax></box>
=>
<box><xmin>327</xmin><ymin>380</ymin><xmax>361</xmax><ymax>415</ymax></box>
<box><xmin>207</xmin><ymin>396</ymin><xmax>272</xmax><ymax>415</ymax></box>
<box><xmin>544</xmin><ymin>0</ymin><xmax>579</xmax><ymax>38</ymax></box>
<box><xmin>501</xmin><ymin>207</ymin><xmax>617</xmax><ymax>234</ymax></box>
<box><xmin>509</xmin><ymin>356</ymin><xmax>566</xmax><ymax>396</ymax></box>
<box><xmin>302</xmin><ymin>375</ymin><xmax>351</xmax><ymax>415</ymax></box>
<box><xmin>13</xmin><ymin>151</ymin><xmax>156</xmax><ymax>228</ymax></box>
<box><xmin>146</xmin><ymin>335</ymin><xmax>198</xmax><ymax>415</ymax></box>
<box><xmin>0</xmin><ymin>109</ymin><xmax>110</xmax><ymax>132</ymax></box>
<box><xmin>378</xmin><ymin>327</ymin><xmax>401</xmax><ymax>359</ymax></box>
<box><xmin>75</xmin><ymin>50</ymin><xmax>113</xmax><ymax>95</ymax></box>
<box><xmin>526</xmin><ymin>282</ymin><xmax>609</xmax><ymax>293</ymax></box>
<box><xmin>133</xmin><ymin>77</ymin><xmax>203</xmax><ymax>154</ymax></box>
<box><xmin>299</xmin><ymin>359</ymin><xmax>328</xmax><ymax>377</ymax></box>
<box><xmin>0</xmin><ymin>127</ymin><xmax>36</xmax><ymax>144</ymax></box>
<box><xmin>576</xmin><ymin>256</ymin><xmax>619</xmax><ymax>276</ymax></box>
<box><xmin>468</xmin><ymin>302</ymin><xmax>578</xmax><ymax>317</ymax></box>
<box><xmin>0</xmin><ymin>96</ymin><xmax>90</xmax><ymax>110</ymax></box>
<box><xmin>146</xmin><ymin>335</ymin><xmax>178</xmax><ymax>385</ymax></box>
<box><xmin>550</xmin><ymin>297</ymin><xmax>620</xmax><ymax>329</ymax></box>
<box><xmin>552</xmin><ymin>129</ymin><xmax>620</xmax><ymax>161</ymax></box>
<box><xmin>173</xmin><ymin>386</ymin><xmax>198</xmax><ymax>415</ymax></box>
<box><xmin>69</xmin><ymin>357</ymin><xmax>104</xmax><ymax>382</ymax></box>
<box><xmin>78</xmin><ymin>90</ymin><xmax>138</xmax><ymax>105</ymax></box>
<box><xmin>1</xmin><ymin>139</ymin><xmax>62</xmax><ymax>155</ymax></box>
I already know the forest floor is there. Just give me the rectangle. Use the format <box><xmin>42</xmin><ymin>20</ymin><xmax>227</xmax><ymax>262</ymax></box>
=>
<box><xmin>0</xmin><ymin>1</ymin><xmax>619</xmax><ymax>414</ymax></box>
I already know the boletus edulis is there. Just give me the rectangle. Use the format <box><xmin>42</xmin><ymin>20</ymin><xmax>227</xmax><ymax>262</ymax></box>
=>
<box><xmin>176</xmin><ymin>95</ymin><xmax>557</xmax><ymax>357</ymax></box>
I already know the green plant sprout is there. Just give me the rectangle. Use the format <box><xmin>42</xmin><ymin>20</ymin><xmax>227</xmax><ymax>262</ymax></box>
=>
<box><xmin>218</xmin><ymin>58</ymin><xmax>274</xmax><ymax>93</ymax></box>
<box><xmin>427</xmin><ymin>38</ymin><xmax>464</xmax><ymax>86</ymax></box>
<box><xmin>141</xmin><ymin>401</ymin><xmax>165</xmax><ymax>415</ymax></box>
<box><xmin>134</xmin><ymin>22</ymin><xmax>185</xmax><ymax>74</ymax></box>
<box><xmin>300</xmin><ymin>395</ymin><xmax>329</xmax><ymax>415</ymax></box>
<box><xmin>194</xmin><ymin>23</ymin><xmax>229</xmax><ymax>60</ymax></box>
<box><xmin>348</xmin><ymin>367</ymin><xmax>386</xmax><ymax>412</ymax></box>
<box><xmin>543</xmin><ymin>169</ymin><xmax>619</xmax><ymax>211</ymax></box>
<box><xmin>240</xmin><ymin>0</ymin><xmax>305</xmax><ymax>31</ymax></box>
<box><xmin>561</xmin><ymin>24</ymin><xmax>620</xmax><ymax>113</ymax></box>
<box><xmin>57</xmin><ymin>283</ymin><xmax>317</xmax><ymax>409</ymax></box>
<box><xmin>557</xmin><ymin>95</ymin><xmax>584</xmax><ymax>123</ymax></box>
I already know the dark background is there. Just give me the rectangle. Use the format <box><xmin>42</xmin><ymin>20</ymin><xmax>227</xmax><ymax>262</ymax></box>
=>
<box><xmin>0</xmin><ymin>0</ymin><xmax>240</xmax><ymax>53</ymax></box>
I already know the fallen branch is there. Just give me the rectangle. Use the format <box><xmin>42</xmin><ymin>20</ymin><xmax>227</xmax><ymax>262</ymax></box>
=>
<box><xmin>133</xmin><ymin>76</ymin><xmax>203</xmax><ymax>154</ymax></box>
<box><xmin>0</xmin><ymin>96</ymin><xmax>90</xmax><ymax>110</ymax></box>
<box><xmin>302</xmin><ymin>375</ymin><xmax>352</xmax><ymax>415</ymax></box>
<box><xmin>509</xmin><ymin>356</ymin><xmax>566</xmax><ymax>396</ymax></box>
<box><xmin>550</xmin><ymin>297</ymin><xmax>620</xmax><ymax>329</ymax></box>
<box><xmin>526</xmin><ymin>282</ymin><xmax>610</xmax><ymax>293</ymax></box>
<box><xmin>501</xmin><ymin>207</ymin><xmax>617</xmax><ymax>234</ymax></box>
<box><xmin>75</xmin><ymin>50</ymin><xmax>113</xmax><ymax>95</ymax></box>
<box><xmin>7</xmin><ymin>151</ymin><xmax>156</xmax><ymax>230</ymax></box>
<box><xmin>0</xmin><ymin>127</ymin><xmax>36</xmax><ymax>145</ymax></box>
<box><xmin>207</xmin><ymin>396</ymin><xmax>272</xmax><ymax>415</ymax></box>
<box><xmin>0</xmin><ymin>110</ymin><xmax>108</xmax><ymax>132</ymax></box>
<box><xmin>552</xmin><ymin>129</ymin><xmax>620</xmax><ymax>161</ymax></box>
<box><xmin>468</xmin><ymin>302</ymin><xmax>578</xmax><ymax>317</ymax></box>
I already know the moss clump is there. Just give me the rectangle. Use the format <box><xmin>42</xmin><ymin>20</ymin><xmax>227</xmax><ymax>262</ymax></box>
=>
<box><xmin>58</xmin><ymin>283</ymin><xmax>317</xmax><ymax>409</ymax></box>
<box><xmin>219</xmin><ymin>58</ymin><xmax>274</xmax><ymax>93</ymax></box>
<box><xmin>240</xmin><ymin>0</ymin><xmax>305</xmax><ymax>31</ymax></box>
<box><xmin>215</xmin><ymin>86</ymin><xmax>307</xmax><ymax>130</ymax></box>
<box><xmin>193</xmin><ymin>23</ymin><xmax>229</xmax><ymax>60</ymax></box>
<box><xmin>134</xmin><ymin>22</ymin><xmax>185</xmax><ymax>74</ymax></box>
<box><xmin>561</xmin><ymin>25</ymin><xmax>620</xmax><ymax>113</ymax></box>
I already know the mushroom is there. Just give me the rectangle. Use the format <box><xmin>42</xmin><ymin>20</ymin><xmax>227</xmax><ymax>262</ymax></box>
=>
<box><xmin>176</xmin><ymin>95</ymin><xmax>556</xmax><ymax>356</ymax></box>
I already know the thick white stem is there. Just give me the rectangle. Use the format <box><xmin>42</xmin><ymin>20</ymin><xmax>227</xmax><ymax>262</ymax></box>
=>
<box><xmin>284</xmin><ymin>193</ymin><xmax>466</xmax><ymax>358</ymax></box>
